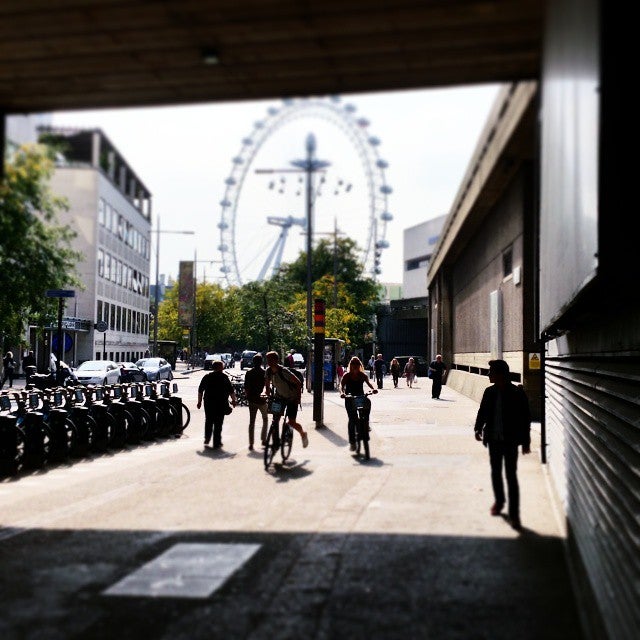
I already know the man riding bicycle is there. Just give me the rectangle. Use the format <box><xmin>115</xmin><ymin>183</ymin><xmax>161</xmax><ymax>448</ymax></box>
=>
<box><xmin>265</xmin><ymin>351</ymin><xmax>309</xmax><ymax>448</ymax></box>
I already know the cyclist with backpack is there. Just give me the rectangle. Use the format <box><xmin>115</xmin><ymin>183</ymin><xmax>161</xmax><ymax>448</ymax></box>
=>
<box><xmin>265</xmin><ymin>350</ymin><xmax>309</xmax><ymax>448</ymax></box>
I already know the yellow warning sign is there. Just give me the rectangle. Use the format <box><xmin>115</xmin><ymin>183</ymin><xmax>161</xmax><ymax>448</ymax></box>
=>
<box><xmin>529</xmin><ymin>353</ymin><xmax>541</xmax><ymax>370</ymax></box>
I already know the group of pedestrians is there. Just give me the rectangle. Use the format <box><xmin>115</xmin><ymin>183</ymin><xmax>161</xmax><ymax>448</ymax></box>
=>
<box><xmin>194</xmin><ymin>350</ymin><xmax>531</xmax><ymax>530</ymax></box>
<box><xmin>197</xmin><ymin>350</ymin><xmax>309</xmax><ymax>452</ymax></box>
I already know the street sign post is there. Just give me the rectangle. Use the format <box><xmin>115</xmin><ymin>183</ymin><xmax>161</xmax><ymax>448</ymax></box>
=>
<box><xmin>45</xmin><ymin>290</ymin><xmax>75</xmax><ymax>366</ymax></box>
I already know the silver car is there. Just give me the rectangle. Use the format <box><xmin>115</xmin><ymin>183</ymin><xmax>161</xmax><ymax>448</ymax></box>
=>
<box><xmin>75</xmin><ymin>360</ymin><xmax>121</xmax><ymax>385</ymax></box>
<box><xmin>135</xmin><ymin>357</ymin><xmax>173</xmax><ymax>381</ymax></box>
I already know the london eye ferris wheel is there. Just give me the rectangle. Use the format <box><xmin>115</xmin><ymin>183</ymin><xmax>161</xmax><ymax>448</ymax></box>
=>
<box><xmin>216</xmin><ymin>96</ymin><xmax>393</xmax><ymax>287</ymax></box>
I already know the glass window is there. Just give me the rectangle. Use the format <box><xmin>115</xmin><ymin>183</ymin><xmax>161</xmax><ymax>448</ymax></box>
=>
<box><xmin>96</xmin><ymin>300</ymin><xmax>103</xmax><ymax>322</ymax></box>
<box><xmin>116</xmin><ymin>306</ymin><xmax>121</xmax><ymax>331</ymax></box>
<box><xmin>98</xmin><ymin>198</ymin><xmax>105</xmax><ymax>226</ymax></box>
<box><xmin>104</xmin><ymin>253</ymin><xmax>111</xmax><ymax>280</ymax></box>
<box><xmin>105</xmin><ymin>203</ymin><xmax>112</xmax><ymax>231</ymax></box>
<box><xmin>97</xmin><ymin>249</ymin><xmax>104</xmax><ymax>277</ymax></box>
<box><xmin>110</xmin><ymin>305</ymin><xmax>115</xmax><ymax>330</ymax></box>
<box><xmin>503</xmin><ymin>248</ymin><xmax>513</xmax><ymax>277</ymax></box>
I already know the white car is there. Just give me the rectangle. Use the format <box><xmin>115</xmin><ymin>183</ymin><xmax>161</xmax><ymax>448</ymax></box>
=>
<box><xmin>75</xmin><ymin>360</ymin><xmax>121</xmax><ymax>385</ymax></box>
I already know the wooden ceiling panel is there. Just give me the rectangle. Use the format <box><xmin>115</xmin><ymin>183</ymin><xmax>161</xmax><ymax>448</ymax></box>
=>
<box><xmin>0</xmin><ymin>0</ymin><xmax>543</xmax><ymax>113</ymax></box>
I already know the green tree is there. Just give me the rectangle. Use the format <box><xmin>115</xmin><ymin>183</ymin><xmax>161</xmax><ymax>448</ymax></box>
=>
<box><xmin>156</xmin><ymin>281</ymin><xmax>239</xmax><ymax>351</ymax></box>
<box><xmin>233</xmin><ymin>279</ymin><xmax>305</xmax><ymax>353</ymax></box>
<box><xmin>0</xmin><ymin>144</ymin><xmax>81</xmax><ymax>345</ymax></box>
<box><xmin>280</xmin><ymin>238</ymin><xmax>380</xmax><ymax>348</ymax></box>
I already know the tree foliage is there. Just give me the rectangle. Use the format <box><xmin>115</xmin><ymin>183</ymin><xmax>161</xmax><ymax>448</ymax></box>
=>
<box><xmin>152</xmin><ymin>235</ymin><xmax>380</xmax><ymax>354</ymax></box>
<box><xmin>0</xmin><ymin>144</ymin><xmax>81</xmax><ymax>345</ymax></box>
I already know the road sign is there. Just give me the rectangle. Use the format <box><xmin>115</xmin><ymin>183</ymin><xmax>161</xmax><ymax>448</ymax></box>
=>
<box><xmin>95</xmin><ymin>321</ymin><xmax>108</xmax><ymax>333</ymax></box>
<box><xmin>45</xmin><ymin>289</ymin><xmax>75</xmax><ymax>298</ymax></box>
<box><xmin>52</xmin><ymin>332</ymin><xmax>73</xmax><ymax>354</ymax></box>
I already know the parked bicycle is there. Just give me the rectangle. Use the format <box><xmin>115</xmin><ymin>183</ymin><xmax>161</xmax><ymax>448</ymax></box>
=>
<box><xmin>227</xmin><ymin>373</ymin><xmax>248</xmax><ymax>407</ymax></box>
<box><xmin>0</xmin><ymin>392</ymin><xmax>27</xmax><ymax>475</ymax></box>
<box><xmin>342</xmin><ymin>390</ymin><xmax>376</xmax><ymax>460</ymax></box>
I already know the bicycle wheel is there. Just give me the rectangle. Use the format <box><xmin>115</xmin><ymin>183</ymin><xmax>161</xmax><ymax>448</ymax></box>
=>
<box><xmin>157</xmin><ymin>404</ymin><xmax>179</xmax><ymax>438</ymax></box>
<box><xmin>280</xmin><ymin>423</ymin><xmax>293</xmax><ymax>461</ymax></box>
<box><xmin>362</xmin><ymin>436</ymin><xmax>370</xmax><ymax>460</ymax></box>
<box><xmin>0</xmin><ymin>425</ymin><xmax>25</xmax><ymax>476</ymax></box>
<box><xmin>263</xmin><ymin>423</ymin><xmax>278</xmax><ymax>470</ymax></box>
<box><xmin>125</xmin><ymin>406</ymin><xmax>146</xmax><ymax>445</ymax></box>
<box><xmin>107</xmin><ymin>410</ymin><xmax>128</xmax><ymax>449</ymax></box>
<box><xmin>177</xmin><ymin>402</ymin><xmax>191</xmax><ymax>433</ymax></box>
<box><xmin>65</xmin><ymin>417</ymin><xmax>79</xmax><ymax>457</ymax></box>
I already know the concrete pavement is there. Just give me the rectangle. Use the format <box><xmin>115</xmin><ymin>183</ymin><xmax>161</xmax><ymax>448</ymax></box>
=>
<box><xmin>0</xmin><ymin>370</ymin><xmax>583</xmax><ymax>639</ymax></box>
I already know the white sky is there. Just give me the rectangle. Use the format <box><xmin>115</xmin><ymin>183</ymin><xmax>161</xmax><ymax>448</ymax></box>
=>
<box><xmin>51</xmin><ymin>84</ymin><xmax>501</xmax><ymax>285</ymax></box>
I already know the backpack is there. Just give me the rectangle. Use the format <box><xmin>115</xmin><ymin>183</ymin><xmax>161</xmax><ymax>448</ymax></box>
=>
<box><xmin>284</xmin><ymin>366</ymin><xmax>304</xmax><ymax>388</ymax></box>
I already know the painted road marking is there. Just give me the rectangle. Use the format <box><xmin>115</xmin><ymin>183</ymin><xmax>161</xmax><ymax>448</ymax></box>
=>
<box><xmin>103</xmin><ymin>542</ymin><xmax>261</xmax><ymax>599</ymax></box>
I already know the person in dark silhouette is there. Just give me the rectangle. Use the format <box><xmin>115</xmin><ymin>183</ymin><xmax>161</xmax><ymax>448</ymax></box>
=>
<box><xmin>197</xmin><ymin>360</ymin><xmax>236</xmax><ymax>448</ymax></box>
<box><xmin>389</xmin><ymin>358</ymin><xmax>401</xmax><ymax>388</ymax></box>
<box><xmin>22</xmin><ymin>350</ymin><xmax>36</xmax><ymax>386</ymax></box>
<box><xmin>428</xmin><ymin>354</ymin><xmax>448</xmax><ymax>399</ymax></box>
<box><xmin>373</xmin><ymin>353</ymin><xmax>385</xmax><ymax>389</ymax></box>
<box><xmin>1</xmin><ymin>351</ymin><xmax>16</xmax><ymax>389</ymax></box>
<box><xmin>474</xmin><ymin>359</ymin><xmax>531</xmax><ymax>531</ymax></box>
<box><xmin>244</xmin><ymin>353</ymin><xmax>268</xmax><ymax>450</ymax></box>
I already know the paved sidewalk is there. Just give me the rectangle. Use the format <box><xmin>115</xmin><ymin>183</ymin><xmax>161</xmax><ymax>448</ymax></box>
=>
<box><xmin>0</xmin><ymin>374</ymin><xmax>583</xmax><ymax>640</ymax></box>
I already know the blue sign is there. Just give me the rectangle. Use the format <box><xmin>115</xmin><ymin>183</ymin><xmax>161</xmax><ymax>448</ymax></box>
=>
<box><xmin>45</xmin><ymin>289</ymin><xmax>75</xmax><ymax>298</ymax></box>
<box><xmin>52</xmin><ymin>332</ymin><xmax>73</xmax><ymax>353</ymax></box>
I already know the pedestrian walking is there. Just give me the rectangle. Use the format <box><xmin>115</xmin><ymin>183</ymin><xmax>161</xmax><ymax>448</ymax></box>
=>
<box><xmin>474</xmin><ymin>359</ymin><xmax>531</xmax><ymax>531</ymax></box>
<box><xmin>1</xmin><ymin>351</ymin><xmax>16</xmax><ymax>389</ymax></box>
<box><xmin>197</xmin><ymin>360</ymin><xmax>237</xmax><ymax>449</ymax></box>
<box><xmin>390</xmin><ymin>358</ymin><xmax>401</xmax><ymax>388</ymax></box>
<box><xmin>244</xmin><ymin>353</ymin><xmax>268</xmax><ymax>451</ymax></box>
<box><xmin>373</xmin><ymin>353</ymin><xmax>385</xmax><ymax>389</ymax></box>
<box><xmin>403</xmin><ymin>357</ymin><xmax>416</xmax><ymax>388</ymax></box>
<box><xmin>428</xmin><ymin>354</ymin><xmax>448</xmax><ymax>399</ymax></box>
<box><xmin>22</xmin><ymin>350</ymin><xmax>36</xmax><ymax>386</ymax></box>
<box><xmin>49</xmin><ymin>352</ymin><xmax>57</xmax><ymax>375</ymax></box>
<box><xmin>367</xmin><ymin>355</ymin><xmax>375</xmax><ymax>378</ymax></box>
<box><xmin>285</xmin><ymin>349</ymin><xmax>295</xmax><ymax>368</ymax></box>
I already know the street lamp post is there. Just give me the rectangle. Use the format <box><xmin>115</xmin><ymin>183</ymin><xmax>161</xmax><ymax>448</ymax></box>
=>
<box><xmin>291</xmin><ymin>134</ymin><xmax>331</xmax><ymax>337</ymax></box>
<box><xmin>150</xmin><ymin>216</ymin><xmax>195</xmax><ymax>356</ymax></box>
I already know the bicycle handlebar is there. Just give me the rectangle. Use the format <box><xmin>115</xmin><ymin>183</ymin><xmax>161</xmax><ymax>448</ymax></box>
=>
<box><xmin>341</xmin><ymin>390</ymin><xmax>377</xmax><ymax>398</ymax></box>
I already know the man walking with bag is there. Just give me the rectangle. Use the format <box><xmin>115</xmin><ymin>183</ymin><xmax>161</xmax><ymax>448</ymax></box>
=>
<box><xmin>197</xmin><ymin>360</ymin><xmax>236</xmax><ymax>449</ymax></box>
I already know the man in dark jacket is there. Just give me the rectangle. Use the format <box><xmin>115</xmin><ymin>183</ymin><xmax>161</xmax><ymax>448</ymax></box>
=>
<box><xmin>474</xmin><ymin>359</ymin><xmax>531</xmax><ymax>531</ymax></box>
<box><xmin>244</xmin><ymin>353</ymin><xmax>268</xmax><ymax>450</ymax></box>
<box><xmin>197</xmin><ymin>360</ymin><xmax>236</xmax><ymax>448</ymax></box>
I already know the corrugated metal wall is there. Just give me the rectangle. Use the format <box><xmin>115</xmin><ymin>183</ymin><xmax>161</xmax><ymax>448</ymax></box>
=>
<box><xmin>545</xmin><ymin>356</ymin><xmax>640</xmax><ymax>640</ymax></box>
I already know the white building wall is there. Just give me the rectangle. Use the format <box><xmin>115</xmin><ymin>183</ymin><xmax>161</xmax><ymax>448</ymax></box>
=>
<box><xmin>6</xmin><ymin>114</ymin><xmax>52</xmax><ymax>146</ymax></box>
<box><xmin>402</xmin><ymin>215</ymin><xmax>447</xmax><ymax>299</ymax></box>
<box><xmin>49</xmin><ymin>163</ymin><xmax>151</xmax><ymax>364</ymax></box>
